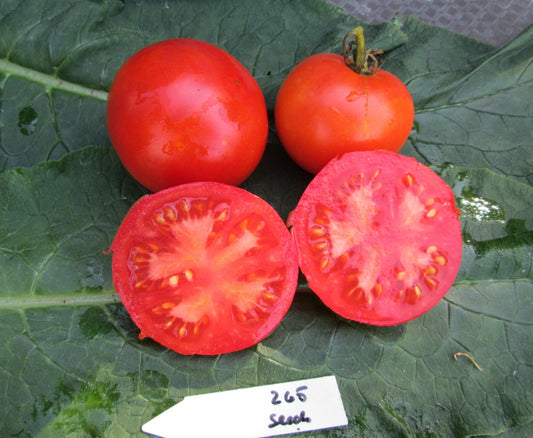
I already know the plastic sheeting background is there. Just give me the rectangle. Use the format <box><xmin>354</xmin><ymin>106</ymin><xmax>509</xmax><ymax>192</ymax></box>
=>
<box><xmin>327</xmin><ymin>0</ymin><xmax>533</xmax><ymax>47</ymax></box>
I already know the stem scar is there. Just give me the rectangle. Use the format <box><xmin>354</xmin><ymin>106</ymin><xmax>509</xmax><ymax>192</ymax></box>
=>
<box><xmin>454</xmin><ymin>352</ymin><xmax>483</xmax><ymax>371</ymax></box>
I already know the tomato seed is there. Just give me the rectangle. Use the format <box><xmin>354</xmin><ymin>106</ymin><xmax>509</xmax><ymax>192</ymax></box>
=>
<box><xmin>234</xmin><ymin>308</ymin><xmax>247</xmax><ymax>322</ymax></box>
<box><xmin>426</xmin><ymin>208</ymin><xmax>437</xmax><ymax>218</ymax></box>
<box><xmin>134</xmin><ymin>244</ymin><xmax>157</xmax><ymax>254</ymax></box>
<box><xmin>133</xmin><ymin>258</ymin><xmax>150</xmax><ymax>267</ymax></box>
<box><xmin>253</xmin><ymin>220</ymin><xmax>266</xmax><ymax>233</ymax></box>
<box><xmin>426</xmin><ymin>265</ymin><xmax>438</xmax><ymax>276</ymax></box>
<box><xmin>347</xmin><ymin>287</ymin><xmax>370</xmax><ymax>305</ymax></box>
<box><xmin>196</xmin><ymin>200</ymin><xmax>206</xmax><ymax>215</ymax></box>
<box><xmin>313</xmin><ymin>204</ymin><xmax>332</xmax><ymax>224</ymax></box>
<box><xmin>405</xmin><ymin>286</ymin><xmax>422</xmax><ymax>304</ymax></box>
<box><xmin>313</xmin><ymin>240</ymin><xmax>328</xmax><ymax>250</ymax></box>
<box><xmin>164</xmin><ymin>206</ymin><xmax>177</xmax><ymax>221</ymax></box>
<box><xmin>345</xmin><ymin>273</ymin><xmax>359</xmax><ymax>284</ymax></box>
<box><xmin>309</xmin><ymin>226</ymin><xmax>326</xmax><ymax>237</ymax></box>
<box><xmin>163</xmin><ymin>318</ymin><xmax>175</xmax><ymax>330</ymax></box>
<box><xmin>184</xmin><ymin>269</ymin><xmax>194</xmax><ymax>281</ymax></box>
<box><xmin>434</xmin><ymin>255</ymin><xmax>447</xmax><ymax>266</ymax></box>
<box><xmin>424</xmin><ymin>277</ymin><xmax>439</xmax><ymax>290</ymax></box>
<box><xmin>168</xmin><ymin>275</ymin><xmax>179</xmax><ymax>287</ymax></box>
<box><xmin>262</xmin><ymin>292</ymin><xmax>278</xmax><ymax>303</ymax></box>
<box><xmin>346</xmin><ymin>286</ymin><xmax>359</xmax><ymax>297</ymax></box>
<box><xmin>193</xmin><ymin>323</ymin><xmax>200</xmax><ymax>335</ymax></box>
<box><xmin>178</xmin><ymin>324</ymin><xmax>187</xmax><ymax>338</ymax></box>
<box><xmin>313</xmin><ymin>216</ymin><xmax>328</xmax><ymax>225</ymax></box>
<box><xmin>179</xmin><ymin>199</ymin><xmax>190</xmax><ymax>214</ymax></box>
<box><xmin>153</xmin><ymin>214</ymin><xmax>166</xmax><ymax>225</ymax></box>
<box><xmin>255</xmin><ymin>302</ymin><xmax>269</xmax><ymax>315</ymax></box>
<box><xmin>215</xmin><ymin>208</ymin><xmax>229</xmax><ymax>221</ymax></box>
<box><xmin>403</xmin><ymin>173</ymin><xmax>415</xmax><ymax>187</ymax></box>
<box><xmin>134</xmin><ymin>279</ymin><xmax>146</xmax><ymax>289</ymax></box>
<box><xmin>338</xmin><ymin>253</ymin><xmax>350</xmax><ymax>266</ymax></box>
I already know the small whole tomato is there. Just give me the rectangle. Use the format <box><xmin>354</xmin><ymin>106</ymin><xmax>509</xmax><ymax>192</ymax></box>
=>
<box><xmin>275</xmin><ymin>27</ymin><xmax>414</xmax><ymax>174</ymax></box>
<box><xmin>107</xmin><ymin>38</ymin><xmax>268</xmax><ymax>192</ymax></box>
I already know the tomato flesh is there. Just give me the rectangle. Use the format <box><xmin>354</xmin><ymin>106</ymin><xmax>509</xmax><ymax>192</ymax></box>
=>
<box><xmin>275</xmin><ymin>53</ymin><xmax>414</xmax><ymax>174</ymax></box>
<box><xmin>107</xmin><ymin>39</ymin><xmax>268</xmax><ymax>192</ymax></box>
<box><xmin>111</xmin><ymin>182</ymin><xmax>298</xmax><ymax>355</ymax></box>
<box><xmin>289</xmin><ymin>151</ymin><xmax>462</xmax><ymax>325</ymax></box>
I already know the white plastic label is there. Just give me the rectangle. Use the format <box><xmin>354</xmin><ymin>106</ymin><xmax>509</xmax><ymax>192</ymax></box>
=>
<box><xmin>142</xmin><ymin>375</ymin><xmax>348</xmax><ymax>438</ymax></box>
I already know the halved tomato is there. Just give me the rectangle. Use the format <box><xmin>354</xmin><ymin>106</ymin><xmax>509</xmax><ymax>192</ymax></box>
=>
<box><xmin>111</xmin><ymin>182</ymin><xmax>298</xmax><ymax>355</ymax></box>
<box><xmin>289</xmin><ymin>150</ymin><xmax>462</xmax><ymax>326</ymax></box>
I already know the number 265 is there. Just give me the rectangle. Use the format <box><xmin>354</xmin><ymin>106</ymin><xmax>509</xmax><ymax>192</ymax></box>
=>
<box><xmin>271</xmin><ymin>386</ymin><xmax>308</xmax><ymax>405</ymax></box>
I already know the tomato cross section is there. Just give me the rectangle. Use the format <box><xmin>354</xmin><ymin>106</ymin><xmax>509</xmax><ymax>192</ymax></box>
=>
<box><xmin>290</xmin><ymin>151</ymin><xmax>462</xmax><ymax>326</ymax></box>
<box><xmin>111</xmin><ymin>182</ymin><xmax>298</xmax><ymax>355</ymax></box>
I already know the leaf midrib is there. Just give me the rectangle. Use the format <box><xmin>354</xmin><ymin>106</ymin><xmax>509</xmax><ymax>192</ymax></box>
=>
<box><xmin>0</xmin><ymin>291</ymin><xmax>119</xmax><ymax>309</ymax></box>
<box><xmin>0</xmin><ymin>58</ymin><xmax>108</xmax><ymax>101</ymax></box>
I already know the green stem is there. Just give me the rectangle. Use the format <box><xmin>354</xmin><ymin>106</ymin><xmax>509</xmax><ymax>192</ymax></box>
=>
<box><xmin>342</xmin><ymin>26</ymin><xmax>383</xmax><ymax>76</ymax></box>
<box><xmin>0</xmin><ymin>58</ymin><xmax>108</xmax><ymax>101</ymax></box>
<box><xmin>353</xmin><ymin>26</ymin><xmax>366</xmax><ymax>67</ymax></box>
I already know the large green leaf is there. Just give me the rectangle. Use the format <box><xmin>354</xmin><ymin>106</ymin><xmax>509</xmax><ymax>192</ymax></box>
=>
<box><xmin>1</xmin><ymin>1</ymin><xmax>532</xmax><ymax>437</ymax></box>
<box><xmin>394</xmin><ymin>18</ymin><xmax>533</xmax><ymax>185</ymax></box>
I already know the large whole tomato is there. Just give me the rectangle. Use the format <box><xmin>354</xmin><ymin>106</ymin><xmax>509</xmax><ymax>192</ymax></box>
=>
<box><xmin>107</xmin><ymin>39</ymin><xmax>268</xmax><ymax>192</ymax></box>
<box><xmin>275</xmin><ymin>28</ymin><xmax>414</xmax><ymax>174</ymax></box>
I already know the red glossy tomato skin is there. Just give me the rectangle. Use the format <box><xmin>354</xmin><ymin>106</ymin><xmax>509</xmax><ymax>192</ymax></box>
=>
<box><xmin>289</xmin><ymin>150</ymin><xmax>462</xmax><ymax>326</ymax></box>
<box><xmin>111</xmin><ymin>182</ymin><xmax>298</xmax><ymax>355</ymax></box>
<box><xmin>107</xmin><ymin>39</ymin><xmax>268</xmax><ymax>192</ymax></box>
<box><xmin>275</xmin><ymin>53</ymin><xmax>414</xmax><ymax>174</ymax></box>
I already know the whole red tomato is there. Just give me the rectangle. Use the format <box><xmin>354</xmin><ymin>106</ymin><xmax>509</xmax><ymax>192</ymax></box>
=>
<box><xmin>107</xmin><ymin>39</ymin><xmax>268</xmax><ymax>192</ymax></box>
<box><xmin>275</xmin><ymin>28</ymin><xmax>414</xmax><ymax>174</ymax></box>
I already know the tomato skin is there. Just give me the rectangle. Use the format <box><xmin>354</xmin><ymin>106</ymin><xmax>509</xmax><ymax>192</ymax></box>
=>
<box><xmin>289</xmin><ymin>150</ymin><xmax>462</xmax><ymax>326</ymax></box>
<box><xmin>275</xmin><ymin>53</ymin><xmax>414</xmax><ymax>174</ymax></box>
<box><xmin>111</xmin><ymin>182</ymin><xmax>298</xmax><ymax>355</ymax></box>
<box><xmin>107</xmin><ymin>39</ymin><xmax>268</xmax><ymax>192</ymax></box>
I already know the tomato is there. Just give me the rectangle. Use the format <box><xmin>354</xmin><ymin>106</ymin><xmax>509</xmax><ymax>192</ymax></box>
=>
<box><xmin>275</xmin><ymin>36</ymin><xmax>414</xmax><ymax>174</ymax></box>
<box><xmin>110</xmin><ymin>182</ymin><xmax>298</xmax><ymax>355</ymax></box>
<box><xmin>289</xmin><ymin>150</ymin><xmax>462</xmax><ymax>326</ymax></box>
<box><xmin>107</xmin><ymin>39</ymin><xmax>268</xmax><ymax>192</ymax></box>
